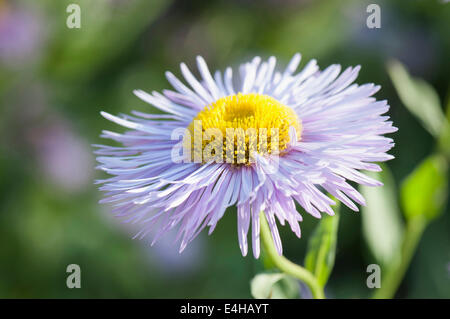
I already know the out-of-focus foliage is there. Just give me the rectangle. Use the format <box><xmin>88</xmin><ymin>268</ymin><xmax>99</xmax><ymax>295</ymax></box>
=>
<box><xmin>401</xmin><ymin>155</ymin><xmax>448</xmax><ymax>222</ymax></box>
<box><xmin>388</xmin><ymin>60</ymin><xmax>446</xmax><ymax>137</ymax></box>
<box><xmin>43</xmin><ymin>0</ymin><xmax>170</xmax><ymax>81</ymax></box>
<box><xmin>0</xmin><ymin>0</ymin><xmax>449</xmax><ymax>298</ymax></box>
<box><xmin>370</xmin><ymin>56</ymin><xmax>450</xmax><ymax>299</ymax></box>
<box><xmin>388</xmin><ymin>59</ymin><xmax>450</xmax><ymax>158</ymax></box>
<box><xmin>361</xmin><ymin>166</ymin><xmax>404</xmax><ymax>268</ymax></box>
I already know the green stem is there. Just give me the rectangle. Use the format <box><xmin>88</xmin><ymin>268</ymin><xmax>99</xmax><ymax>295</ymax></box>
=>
<box><xmin>260</xmin><ymin>212</ymin><xmax>325</xmax><ymax>299</ymax></box>
<box><xmin>372</xmin><ymin>216</ymin><xmax>427</xmax><ymax>299</ymax></box>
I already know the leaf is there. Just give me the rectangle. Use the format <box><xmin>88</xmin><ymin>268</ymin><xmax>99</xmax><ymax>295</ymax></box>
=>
<box><xmin>446</xmin><ymin>92</ymin><xmax>450</xmax><ymax>122</ymax></box>
<box><xmin>250</xmin><ymin>273</ymin><xmax>299</xmax><ymax>299</ymax></box>
<box><xmin>401</xmin><ymin>154</ymin><xmax>448</xmax><ymax>221</ymax></box>
<box><xmin>360</xmin><ymin>165</ymin><xmax>404</xmax><ymax>267</ymax></box>
<box><xmin>304</xmin><ymin>208</ymin><xmax>340</xmax><ymax>287</ymax></box>
<box><xmin>438</xmin><ymin>122</ymin><xmax>450</xmax><ymax>158</ymax></box>
<box><xmin>388</xmin><ymin>60</ymin><xmax>445</xmax><ymax>137</ymax></box>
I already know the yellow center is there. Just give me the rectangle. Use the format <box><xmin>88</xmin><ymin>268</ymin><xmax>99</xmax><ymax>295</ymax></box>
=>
<box><xmin>186</xmin><ymin>93</ymin><xmax>301</xmax><ymax>164</ymax></box>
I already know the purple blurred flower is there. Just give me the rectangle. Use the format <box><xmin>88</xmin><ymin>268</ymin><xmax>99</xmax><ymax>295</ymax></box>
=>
<box><xmin>95</xmin><ymin>54</ymin><xmax>396</xmax><ymax>258</ymax></box>
<box><xmin>5</xmin><ymin>83</ymin><xmax>93</xmax><ymax>192</ymax></box>
<box><xmin>0</xmin><ymin>4</ymin><xmax>44</xmax><ymax>67</ymax></box>
<box><xmin>30</xmin><ymin>121</ymin><xmax>93</xmax><ymax>192</ymax></box>
<box><xmin>17</xmin><ymin>107</ymin><xmax>93</xmax><ymax>193</ymax></box>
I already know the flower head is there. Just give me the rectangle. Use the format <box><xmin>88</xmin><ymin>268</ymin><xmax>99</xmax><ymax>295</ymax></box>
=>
<box><xmin>95</xmin><ymin>54</ymin><xmax>397</xmax><ymax>258</ymax></box>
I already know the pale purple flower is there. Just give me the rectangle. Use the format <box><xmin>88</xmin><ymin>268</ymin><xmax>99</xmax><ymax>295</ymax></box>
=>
<box><xmin>31</xmin><ymin>121</ymin><xmax>93</xmax><ymax>192</ymax></box>
<box><xmin>95</xmin><ymin>54</ymin><xmax>396</xmax><ymax>258</ymax></box>
<box><xmin>0</xmin><ymin>5</ymin><xmax>44</xmax><ymax>67</ymax></box>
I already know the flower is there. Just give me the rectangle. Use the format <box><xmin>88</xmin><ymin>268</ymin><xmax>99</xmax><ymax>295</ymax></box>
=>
<box><xmin>0</xmin><ymin>4</ymin><xmax>45</xmax><ymax>67</ymax></box>
<box><xmin>95</xmin><ymin>54</ymin><xmax>397</xmax><ymax>258</ymax></box>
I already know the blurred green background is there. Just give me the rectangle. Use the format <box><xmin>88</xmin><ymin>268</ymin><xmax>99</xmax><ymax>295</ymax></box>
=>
<box><xmin>0</xmin><ymin>0</ymin><xmax>449</xmax><ymax>298</ymax></box>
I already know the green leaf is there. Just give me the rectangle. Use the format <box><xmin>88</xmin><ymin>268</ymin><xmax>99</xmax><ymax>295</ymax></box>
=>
<box><xmin>360</xmin><ymin>165</ymin><xmax>404</xmax><ymax>267</ymax></box>
<box><xmin>304</xmin><ymin>208</ymin><xmax>339</xmax><ymax>287</ymax></box>
<box><xmin>388</xmin><ymin>60</ymin><xmax>445</xmax><ymax>137</ymax></box>
<box><xmin>446</xmin><ymin>92</ymin><xmax>450</xmax><ymax>122</ymax></box>
<box><xmin>438</xmin><ymin>123</ymin><xmax>450</xmax><ymax>158</ymax></box>
<box><xmin>250</xmin><ymin>273</ymin><xmax>299</xmax><ymax>299</ymax></box>
<box><xmin>401</xmin><ymin>154</ymin><xmax>448</xmax><ymax>221</ymax></box>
